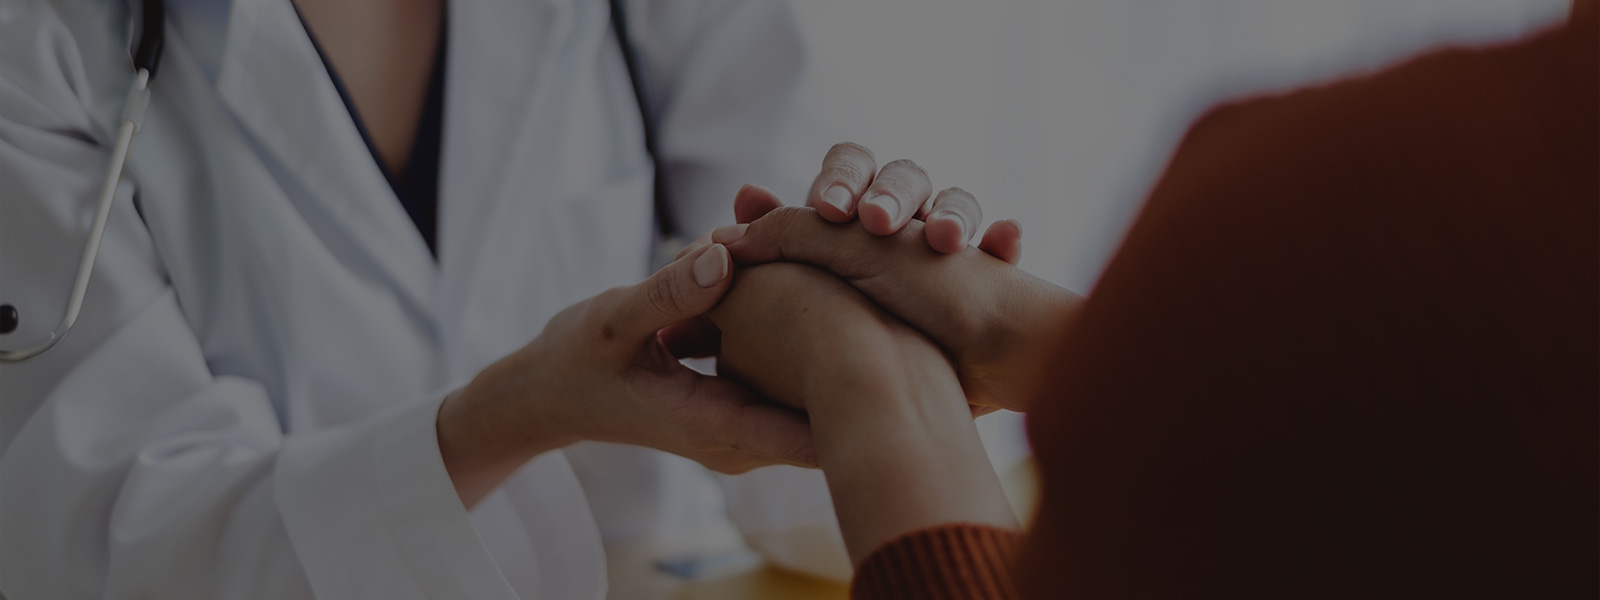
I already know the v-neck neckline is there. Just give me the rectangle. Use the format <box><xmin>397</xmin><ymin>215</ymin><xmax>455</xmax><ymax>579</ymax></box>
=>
<box><xmin>292</xmin><ymin>4</ymin><xmax>449</xmax><ymax>257</ymax></box>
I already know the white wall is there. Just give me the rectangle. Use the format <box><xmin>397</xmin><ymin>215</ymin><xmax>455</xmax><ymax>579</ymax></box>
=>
<box><xmin>790</xmin><ymin>0</ymin><xmax>1569</xmax><ymax>291</ymax></box>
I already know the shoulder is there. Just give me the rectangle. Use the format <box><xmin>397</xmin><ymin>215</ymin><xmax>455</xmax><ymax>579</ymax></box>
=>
<box><xmin>1062</xmin><ymin>22</ymin><xmax>1598</xmax><ymax>390</ymax></box>
<box><xmin>1136</xmin><ymin>23</ymin><xmax>1587</xmax><ymax>260</ymax></box>
<box><xmin>1165</xmin><ymin>20</ymin><xmax>1588</xmax><ymax>205</ymax></box>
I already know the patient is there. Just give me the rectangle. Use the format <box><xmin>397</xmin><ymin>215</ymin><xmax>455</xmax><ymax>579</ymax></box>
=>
<box><xmin>705</xmin><ymin>3</ymin><xmax>1595</xmax><ymax>598</ymax></box>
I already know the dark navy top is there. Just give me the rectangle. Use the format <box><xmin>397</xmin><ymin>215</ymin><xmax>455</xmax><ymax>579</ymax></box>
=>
<box><xmin>297</xmin><ymin>10</ymin><xmax>447</xmax><ymax>257</ymax></box>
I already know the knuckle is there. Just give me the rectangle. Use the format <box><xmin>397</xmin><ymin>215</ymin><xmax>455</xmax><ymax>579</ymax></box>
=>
<box><xmin>883</xmin><ymin>158</ymin><xmax>927</xmax><ymax>177</ymax></box>
<box><xmin>587</xmin><ymin>287</ymin><xmax>626</xmax><ymax>321</ymax></box>
<box><xmin>819</xmin><ymin>163</ymin><xmax>868</xmax><ymax>186</ymax></box>
<box><xmin>644</xmin><ymin>273</ymin><xmax>685</xmax><ymax>319</ymax></box>
<box><xmin>758</xmin><ymin>207</ymin><xmax>806</xmax><ymax>246</ymax></box>
<box><xmin>876</xmin><ymin>160</ymin><xmax>933</xmax><ymax>199</ymax></box>
<box><xmin>583</xmin><ymin>287</ymin><xmax>632</xmax><ymax>337</ymax></box>
<box><xmin>781</xmin><ymin>438</ymin><xmax>818</xmax><ymax>467</ymax></box>
<box><xmin>940</xmin><ymin>186</ymin><xmax>976</xmax><ymax>202</ymax></box>
<box><xmin>938</xmin><ymin>187</ymin><xmax>982</xmax><ymax>220</ymax></box>
<box><xmin>831</xmin><ymin>245</ymin><xmax>877</xmax><ymax>278</ymax></box>
<box><xmin>820</xmin><ymin>143</ymin><xmax>876</xmax><ymax>185</ymax></box>
<box><xmin>762</xmin><ymin>204</ymin><xmax>809</xmax><ymax>220</ymax></box>
<box><xmin>829</xmin><ymin>141</ymin><xmax>876</xmax><ymax>165</ymax></box>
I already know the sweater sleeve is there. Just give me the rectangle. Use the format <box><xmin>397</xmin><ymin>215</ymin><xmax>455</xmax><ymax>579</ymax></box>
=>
<box><xmin>851</xmin><ymin>524</ymin><xmax>1025</xmax><ymax>600</ymax></box>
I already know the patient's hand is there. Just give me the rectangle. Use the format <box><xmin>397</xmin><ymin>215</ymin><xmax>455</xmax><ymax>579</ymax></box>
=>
<box><xmin>706</xmin><ymin>263</ymin><xmax>1015</xmax><ymax>564</ymax></box>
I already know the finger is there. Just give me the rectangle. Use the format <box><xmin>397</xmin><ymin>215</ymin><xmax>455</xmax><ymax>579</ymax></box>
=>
<box><xmin>977</xmin><ymin>219</ymin><xmax>1023</xmax><ymax>265</ymax></box>
<box><xmin>612</xmin><ymin>243</ymin><xmax>732</xmax><ymax>339</ymax></box>
<box><xmin>922</xmin><ymin>187</ymin><xmax>983</xmax><ymax>254</ymax></box>
<box><xmin>730</xmin><ymin>403</ymin><xmax>818</xmax><ymax>468</ymax></box>
<box><xmin>722</xmin><ymin>207</ymin><xmax>889</xmax><ymax>279</ymax></box>
<box><xmin>702</xmin><ymin>384</ymin><xmax>819</xmax><ymax>468</ymax></box>
<box><xmin>734</xmin><ymin>183</ymin><xmax>784</xmax><ymax>224</ymax></box>
<box><xmin>807</xmin><ymin>142</ymin><xmax>877</xmax><ymax>222</ymax></box>
<box><xmin>858</xmin><ymin>159</ymin><xmax>933</xmax><ymax>236</ymax></box>
<box><xmin>675</xmin><ymin>184</ymin><xmax>777</xmax><ymax>262</ymax></box>
<box><xmin>676</xmin><ymin>223</ymin><xmax>747</xmax><ymax>262</ymax></box>
<box><xmin>658</xmin><ymin>316</ymin><xmax>721</xmax><ymax>359</ymax></box>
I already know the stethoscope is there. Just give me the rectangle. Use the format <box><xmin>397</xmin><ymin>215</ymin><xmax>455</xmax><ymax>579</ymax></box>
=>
<box><xmin>0</xmin><ymin>0</ymin><xmax>673</xmax><ymax>363</ymax></box>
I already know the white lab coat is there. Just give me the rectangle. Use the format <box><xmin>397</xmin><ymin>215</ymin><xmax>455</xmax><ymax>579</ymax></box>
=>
<box><xmin>0</xmin><ymin>0</ymin><xmax>851</xmax><ymax>597</ymax></box>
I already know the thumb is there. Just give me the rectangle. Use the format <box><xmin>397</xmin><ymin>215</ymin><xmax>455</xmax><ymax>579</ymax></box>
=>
<box><xmin>613</xmin><ymin>243</ymin><xmax>733</xmax><ymax>339</ymax></box>
<box><xmin>734</xmin><ymin>183</ymin><xmax>784</xmax><ymax>224</ymax></box>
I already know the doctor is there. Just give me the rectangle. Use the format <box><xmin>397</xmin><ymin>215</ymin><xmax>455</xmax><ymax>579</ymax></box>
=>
<box><xmin>0</xmin><ymin>0</ymin><xmax>998</xmax><ymax>598</ymax></box>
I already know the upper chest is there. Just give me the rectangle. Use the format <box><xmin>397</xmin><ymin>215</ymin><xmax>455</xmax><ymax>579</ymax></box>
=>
<box><xmin>291</xmin><ymin>0</ymin><xmax>446</xmax><ymax>176</ymax></box>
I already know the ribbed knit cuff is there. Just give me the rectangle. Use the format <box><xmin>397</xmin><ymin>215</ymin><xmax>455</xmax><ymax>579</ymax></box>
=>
<box><xmin>851</xmin><ymin>523</ymin><xmax>1025</xmax><ymax>600</ymax></box>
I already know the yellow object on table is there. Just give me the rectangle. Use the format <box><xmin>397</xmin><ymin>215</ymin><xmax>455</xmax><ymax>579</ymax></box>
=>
<box><xmin>603</xmin><ymin>527</ymin><xmax>847</xmax><ymax>600</ymax></box>
<box><xmin>667</xmin><ymin>567</ymin><xmax>849</xmax><ymax>600</ymax></box>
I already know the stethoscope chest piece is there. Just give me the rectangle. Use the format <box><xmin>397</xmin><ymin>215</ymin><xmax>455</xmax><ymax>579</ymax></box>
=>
<box><xmin>0</xmin><ymin>305</ymin><xmax>17</xmax><ymax>335</ymax></box>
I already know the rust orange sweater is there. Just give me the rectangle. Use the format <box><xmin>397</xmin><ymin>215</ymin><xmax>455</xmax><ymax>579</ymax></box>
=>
<box><xmin>855</xmin><ymin>7</ymin><xmax>1597</xmax><ymax>599</ymax></box>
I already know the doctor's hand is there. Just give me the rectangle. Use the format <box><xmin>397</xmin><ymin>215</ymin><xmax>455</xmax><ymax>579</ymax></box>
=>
<box><xmin>437</xmin><ymin>244</ymin><xmax>816</xmax><ymax>508</ymax></box>
<box><xmin>722</xmin><ymin>206</ymin><xmax>1084</xmax><ymax>413</ymax></box>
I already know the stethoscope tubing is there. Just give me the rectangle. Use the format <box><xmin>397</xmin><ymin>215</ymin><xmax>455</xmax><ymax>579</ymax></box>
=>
<box><xmin>0</xmin><ymin>70</ymin><xmax>150</xmax><ymax>363</ymax></box>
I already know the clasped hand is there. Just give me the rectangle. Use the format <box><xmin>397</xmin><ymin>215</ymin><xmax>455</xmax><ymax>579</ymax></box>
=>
<box><xmin>437</xmin><ymin>143</ymin><xmax>1080</xmax><ymax>518</ymax></box>
<box><xmin>687</xmin><ymin>143</ymin><xmax>1085</xmax><ymax>562</ymax></box>
<box><xmin>702</xmin><ymin>150</ymin><xmax>1081</xmax><ymax>415</ymax></box>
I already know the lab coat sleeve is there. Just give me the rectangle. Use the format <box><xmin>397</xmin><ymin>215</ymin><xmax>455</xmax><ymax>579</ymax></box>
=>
<box><xmin>629</xmin><ymin>0</ymin><xmax>840</xmax><ymax>237</ymax></box>
<box><xmin>0</xmin><ymin>7</ymin><xmax>512</xmax><ymax>599</ymax></box>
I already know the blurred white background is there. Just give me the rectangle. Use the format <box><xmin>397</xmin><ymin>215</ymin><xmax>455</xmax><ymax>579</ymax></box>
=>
<box><xmin>789</xmin><ymin>0</ymin><xmax>1568</xmax><ymax>292</ymax></box>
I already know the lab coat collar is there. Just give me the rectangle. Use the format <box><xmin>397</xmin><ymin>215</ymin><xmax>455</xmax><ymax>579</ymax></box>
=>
<box><xmin>213</xmin><ymin>0</ymin><xmax>438</xmax><ymax>317</ymax></box>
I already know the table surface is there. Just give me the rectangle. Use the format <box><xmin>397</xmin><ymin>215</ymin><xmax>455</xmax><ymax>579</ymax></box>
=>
<box><xmin>607</xmin><ymin>460</ymin><xmax>1038</xmax><ymax>600</ymax></box>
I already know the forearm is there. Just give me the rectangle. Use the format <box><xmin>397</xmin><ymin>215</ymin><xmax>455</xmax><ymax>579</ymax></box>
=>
<box><xmin>437</xmin><ymin>350</ymin><xmax>577</xmax><ymax>508</ymax></box>
<box><xmin>809</xmin><ymin>359</ymin><xmax>1018</xmax><ymax>565</ymax></box>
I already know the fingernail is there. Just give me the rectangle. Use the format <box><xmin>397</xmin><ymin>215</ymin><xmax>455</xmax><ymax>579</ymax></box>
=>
<box><xmin>930</xmin><ymin>209</ymin><xmax>968</xmax><ymax>236</ymax></box>
<box><xmin>694</xmin><ymin>244</ymin><xmax>730</xmax><ymax>288</ymax></box>
<box><xmin>712</xmin><ymin>223</ymin><xmax>748</xmax><ymax>244</ymax></box>
<box><xmin>863</xmin><ymin>193</ymin><xmax>899</xmax><ymax>219</ymax></box>
<box><xmin>822</xmin><ymin>185</ymin><xmax>853</xmax><ymax>213</ymax></box>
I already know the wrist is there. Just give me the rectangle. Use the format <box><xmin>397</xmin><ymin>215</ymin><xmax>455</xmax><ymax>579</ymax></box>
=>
<box><xmin>964</xmin><ymin>273</ymin><xmax>1085</xmax><ymax>411</ymax></box>
<box><xmin>803</xmin><ymin>329</ymin><xmax>964</xmax><ymax>419</ymax></box>
<box><xmin>806</xmin><ymin>353</ymin><xmax>1019</xmax><ymax>563</ymax></box>
<box><xmin>985</xmin><ymin>271</ymin><xmax>1081</xmax><ymax>357</ymax></box>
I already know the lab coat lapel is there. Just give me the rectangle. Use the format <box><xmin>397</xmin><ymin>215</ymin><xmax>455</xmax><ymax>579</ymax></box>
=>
<box><xmin>214</xmin><ymin>0</ymin><xmax>437</xmax><ymax>317</ymax></box>
<box><xmin>434</xmin><ymin>0</ymin><xmax>571</xmax><ymax>370</ymax></box>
